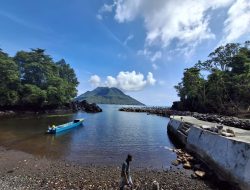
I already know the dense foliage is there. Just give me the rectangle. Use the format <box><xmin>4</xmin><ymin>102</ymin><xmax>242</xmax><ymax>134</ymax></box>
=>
<box><xmin>173</xmin><ymin>42</ymin><xmax>250</xmax><ymax>115</ymax></box>
<box><xmin>0</xmin><ymin>48</ymin><xmax>78</xmax><ymax>110</ymax></box>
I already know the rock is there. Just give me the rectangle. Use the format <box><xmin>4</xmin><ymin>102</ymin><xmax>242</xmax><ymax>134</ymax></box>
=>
<box><xmin>194</xmin><ymin>171</ymin><xmax>206</xmax><ymax>178</ymax></box>
<box><xmin>152</xmin><ymin>180</ymin><xmax>160</xmax><ymax>190</ymax></box>
<box><xmin>208</xmin><ymin>126</ymin><xmax>218</xmax><ymax>133</ymax></box>
<box><xmin>191</xmin><ymin>173</ymin><xmax>198</xmax><ymax>179</ymax></box>
<box><xmin>72</xmin><ymin>100</ymin><xmax>102</xmax><ymax>113</ymax></box>
<box><xmin>221</xmin><ymin>132</ymin><xmax>235</xmax><ymax>137</ymax></box>
<box><xmin>171</xmin><ymin>160</ymin><xmax>180</xmax><ymax>166</ymax></box>
<box><xmin>183</xmin><ymin>162</ymin><xmax>192</xmax><ymax>169</ymax></box>
<box><xmin>226</xmin><ymin>128</ymin><xmax>235</xmax><ymax>135</ymax></box>
<box><xmin>200</xmin><ymin>125</ymin><xmax>210</xmax><ymax>130</ymax></box>
<box><xmin>216</xmin><ymin>125</ymin><xmax>223</xmax><ymax>130</ymax></box>
<box><xmin>186</xmin><ymin>156</ymin><xmax>194</xmax><ymax>161</ymax></box>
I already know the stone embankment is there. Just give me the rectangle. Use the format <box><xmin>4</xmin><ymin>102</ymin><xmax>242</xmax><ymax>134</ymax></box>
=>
<box><xmin>119</xmin><ymin>107</ymin><xmax>250</xmax><ymax>130</ymax></box>
<box><xmin>167</xmin><ymin>116</ymin><xmax>250</xmax><ymax>190</ymax></box>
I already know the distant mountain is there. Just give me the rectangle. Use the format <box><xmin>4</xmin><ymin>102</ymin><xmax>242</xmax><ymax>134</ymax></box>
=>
<box><xmin>75</xmin><ymin>87</ymin><xmax>144</xmax><ymax>105</ymax></box>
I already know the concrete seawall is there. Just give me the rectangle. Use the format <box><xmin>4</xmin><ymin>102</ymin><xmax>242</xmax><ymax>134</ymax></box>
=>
<box><xmin>167</xmin><ymin>116</ymin><xmax>250</xmax><ymax>190</ymax></box>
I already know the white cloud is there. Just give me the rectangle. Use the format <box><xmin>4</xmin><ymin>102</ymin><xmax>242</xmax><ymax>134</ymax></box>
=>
<box><xmin>223</xmin><ymin>0</ymin><xmax>250</xmax><ymax>43</ymax></box>
<box><xmin>123</xmin><ymin>34</ymin><xmax>134</xmax><ymax>45</ymax></box>
<box><xmin>115</xmin><ymin>71</ymin><xmax>147</xmax><ymax>91</ymax></box>
<box><xmin>137</xmin><ymin>48</ymin><xmax>152</xmax><ymax>57</ymax></box>
<box><xmin>100</xmin><ymin>0</ymin><xmax>250</xmax><ymax>56</ymax></box>
<box><xmin>89</xmin><ymin>75</ymin><xmax>101</xmax><ymax>87</ymax></box>
<box><xmin>147</xmin><ymin>72</ymin><xmax>156</xmax><ymax>85</ymax></box>
<box><xmin>152</xmin><ymin>63</ymin><xmax>158</xmax><ymax>70</ymax></box>
<box><xmin>150</xmin><ymin>51</ymin><xmax>162</xmax><ymax>62</ymax></box>
<box><xmin>137</xmin><ymin>48</ymin><xmax>162</xmax><ymax>62</ymax></box>
<box><xmin>101</xmin><ymin>4</ymin><xmax>114</xmax><ymax>12</ymax></box>
<box><xmin>105</xmin><ymin>76</ymin><xmax>118</xmax><ymax>87</ymax></box>
<box><xmin>97</xmin><ymin>2</ymin><xmax>116</xmax><ymax>20</ymax></box>
<box><xmin>90</xmin><ymin>71</ymin><xmax>156</xmax><ymax>91</ymax></box>
<box><xmin>113</xmin><ymin>0</ymin><xmax>233</xmax><ymax>48</ymax></box>
<box><xmin>103</xmin><ymin>0</ymin><xmax>250</xmax><ymax>54</ymax></box>
<box><xmin>96</xmin><ymin>14</ymin><xmax>103</xmax><ymax>20</ymax></box>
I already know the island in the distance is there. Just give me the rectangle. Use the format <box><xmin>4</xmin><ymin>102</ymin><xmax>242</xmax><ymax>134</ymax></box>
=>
<box><xmin>75</xmin><ymin>87</ymin><xmax>145</xmax><ymax>105</ymax></box>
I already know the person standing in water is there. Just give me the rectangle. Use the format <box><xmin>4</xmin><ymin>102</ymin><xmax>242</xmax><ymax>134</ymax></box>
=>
<box><xmin>120</xmin><ymin>154</ymin><xmax>133</xmax><ymax>190</ymax></box>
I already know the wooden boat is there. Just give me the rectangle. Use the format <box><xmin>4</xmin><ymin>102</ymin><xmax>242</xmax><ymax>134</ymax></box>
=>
<box><xmin>46</xmin><ymin>119</ymin><xmax>84</xmax><ymax>134</ymax></box>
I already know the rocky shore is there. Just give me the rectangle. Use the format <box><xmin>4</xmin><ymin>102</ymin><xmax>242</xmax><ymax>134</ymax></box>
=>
<box><xmin>0</xmin><ymin>147</ymin><xmax>229</xmax><ymax>190</ymax></box>
<box><xmin>119</xmin><ymin>107</ymin><xmax>250</xmax><ymax>130</ymax></box>
<box><xmin>0</xmin><ymin>110</ymin><xmax>16</xmax><ymax>117</ymax></box>
<box><xmin>71</xmin><ymin>100</ymin><xmax>102</xmax><ymax>113</ymax></box>
<box><xmin>0</xmin><ymin>100</ymin><xmax>102</xmax><ymax>118</ymax></box>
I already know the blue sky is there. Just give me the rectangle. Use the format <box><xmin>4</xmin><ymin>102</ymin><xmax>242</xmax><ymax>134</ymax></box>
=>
<box><xmin>0</xmin><ymin>0</ymin><xmax>250</xmax><ymax>106</ymax></box>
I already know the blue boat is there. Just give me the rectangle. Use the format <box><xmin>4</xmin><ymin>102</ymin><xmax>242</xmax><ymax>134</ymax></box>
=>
<box><xmin>46</xmin><ymin>119</ymin><xmax>84</xmax><ymax>134</ymax></box>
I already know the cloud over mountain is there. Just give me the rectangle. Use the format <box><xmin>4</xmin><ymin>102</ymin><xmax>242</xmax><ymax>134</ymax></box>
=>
<box><xmin>89</xmin><ymin>71</ymin><xmax>156</xmax><ymax>91</ymax></box>
<box><xmin>89</xmin><ymin>75</ymin><xmax>101</xmax><ymax>87</ymax></box>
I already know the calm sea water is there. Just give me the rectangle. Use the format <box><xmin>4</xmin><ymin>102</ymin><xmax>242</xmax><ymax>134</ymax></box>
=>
<box><xmin>0</xmin><ymin>105</ymin><xmax>176</xmax><ymax>168</ymax></box>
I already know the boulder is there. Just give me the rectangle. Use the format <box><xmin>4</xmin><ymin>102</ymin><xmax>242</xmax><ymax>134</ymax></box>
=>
<box><xmin>226</xmin><ymin>128</ymin><xmax>235</xmax><ymax>135</ymax></box>
<box><xmin>183</xmin><ymin>162</ymin><xmax>192</xmax><ymax>169</ymax></box>
<box><xmin>72</xmin><ymin>100</ymin><xmax>102</xmax><ymax>113</ymax></box>
<box><xmin>216</xmin><ymin>125</ymin><xmax>223</xmax><ymax>130</ymax></box>
<box><xmin>194</xmin><ymin>170</ymin><xmax>206</xmax><ymax>178</ymax></box>
<box><xmin>171</xmin><ymin>160</ymin><xmax>180</xmax><ymax>166</ymax></box>
<box><xmin>221</xmin><ymin>132</ymin><xmax>235</xmax><ymax>137</ymax></box>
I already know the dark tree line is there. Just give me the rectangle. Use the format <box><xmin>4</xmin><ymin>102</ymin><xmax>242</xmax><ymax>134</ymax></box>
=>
<box><xmin>0</xmin><ymin>48</ymin><xmax>79</xmax><ymax>110</ymax></box>
<box><xmin>173</xmin><ymin>42</ymin><xmax>250</xmax><ymax>115</ymax></box>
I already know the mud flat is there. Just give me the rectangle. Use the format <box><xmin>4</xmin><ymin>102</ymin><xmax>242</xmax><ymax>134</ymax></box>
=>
<box><xmin>167</xmin><ymin>116</ymin><xmax>250</xmax><ymax>190</ymax></box>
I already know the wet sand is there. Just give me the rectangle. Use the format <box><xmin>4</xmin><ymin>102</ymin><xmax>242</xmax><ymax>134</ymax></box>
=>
<box><xmin>0</xmin><ymin>147</ymin><xmax>230</xmax><ymax>190</ymax></box>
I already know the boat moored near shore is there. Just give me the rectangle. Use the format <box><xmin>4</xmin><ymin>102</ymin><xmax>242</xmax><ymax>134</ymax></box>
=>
<box><xmin>46</xmin><ymin>119</ymin><xmax>84</xmax><ymax>134</ymax></box>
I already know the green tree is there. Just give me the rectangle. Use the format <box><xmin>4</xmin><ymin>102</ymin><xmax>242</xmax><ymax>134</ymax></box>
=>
<box><xmin>56</xmin><ymin>59</ymin><xmax>79</xmax><ymax>100</ymax></box>
<box><xmin>20</xmin><ymin>84</ymin><xmax>46</xmax><ymax>108</ymax></box>
<box><xmin>0</xmin><ymin>49</ymin><xmax>20</xmax><ymax>107</ymax></box>
<box><xmin>14</xmin><ymin>48</ymin><xmax>54</xmax><ymax>89</ymax></box>
<box><xmin>196</xmin><ymin>43</ymin><xmax>240</xmax><ymax>72</ymax></box>
<box><xmin>13</xmin><ymin>49</ymin><xmax>79</xmax><ymax>109</ymax></box>
<box><xmin>174</xmin><ymin>42</ymin><xmax>250</xmax><ymax>115</ymax></box>
<box><xmin>174</xmin><ymin>67</ymin><xmax>206</xmax><ymax>111</ymax></box>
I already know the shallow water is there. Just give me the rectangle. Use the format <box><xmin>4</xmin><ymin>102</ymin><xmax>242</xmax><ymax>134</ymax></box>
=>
<box><xmin>0</xmin><ymin>105</ymin><xmax>176</xmax><ymax>168</ymax></box>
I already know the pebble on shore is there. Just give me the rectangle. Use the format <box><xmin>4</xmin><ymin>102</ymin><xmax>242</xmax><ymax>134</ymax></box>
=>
<box><xmin>0</xmin><ymin>147</ymin><xmax>224</xmax><ymax>190</ymax></box>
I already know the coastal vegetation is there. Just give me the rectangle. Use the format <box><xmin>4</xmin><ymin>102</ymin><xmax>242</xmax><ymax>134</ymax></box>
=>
<box><xmin>173</xmin><ymin>42</ymin><xmax>250</xmax><ymax>115</ymax></box>
<box><xmin>0</xmin><ymin>48</ymin><xmax>79</xmax><ymax>110</ymax></box>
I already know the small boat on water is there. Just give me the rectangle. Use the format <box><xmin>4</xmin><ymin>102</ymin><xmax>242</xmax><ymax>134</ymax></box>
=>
<box><xmin>46</xmin><ymin>119</ymin><xmax>84</xmax><ymax>134</ymax></box>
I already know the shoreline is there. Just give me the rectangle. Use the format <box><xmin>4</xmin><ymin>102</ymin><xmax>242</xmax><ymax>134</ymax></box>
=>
<box><xmin>119</xmin><ymin>107</ymin><xmax>250</xmax><ymax>130</ymax></box>
<box><xmin>0</xmin><ymin>146</ymin><xmax>227</xmax><ymax>190</ymax></box>
<box><xmin>0</xmin><ymin>100</ymin><xmax>103</xmax><ymax>118</ymax></box>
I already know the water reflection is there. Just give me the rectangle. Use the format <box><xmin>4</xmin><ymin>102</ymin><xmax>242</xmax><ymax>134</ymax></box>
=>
<box><xmin>0</xmin><ymin>105</ymin><xmax>176</xmax><ymax>168</ymax></box>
